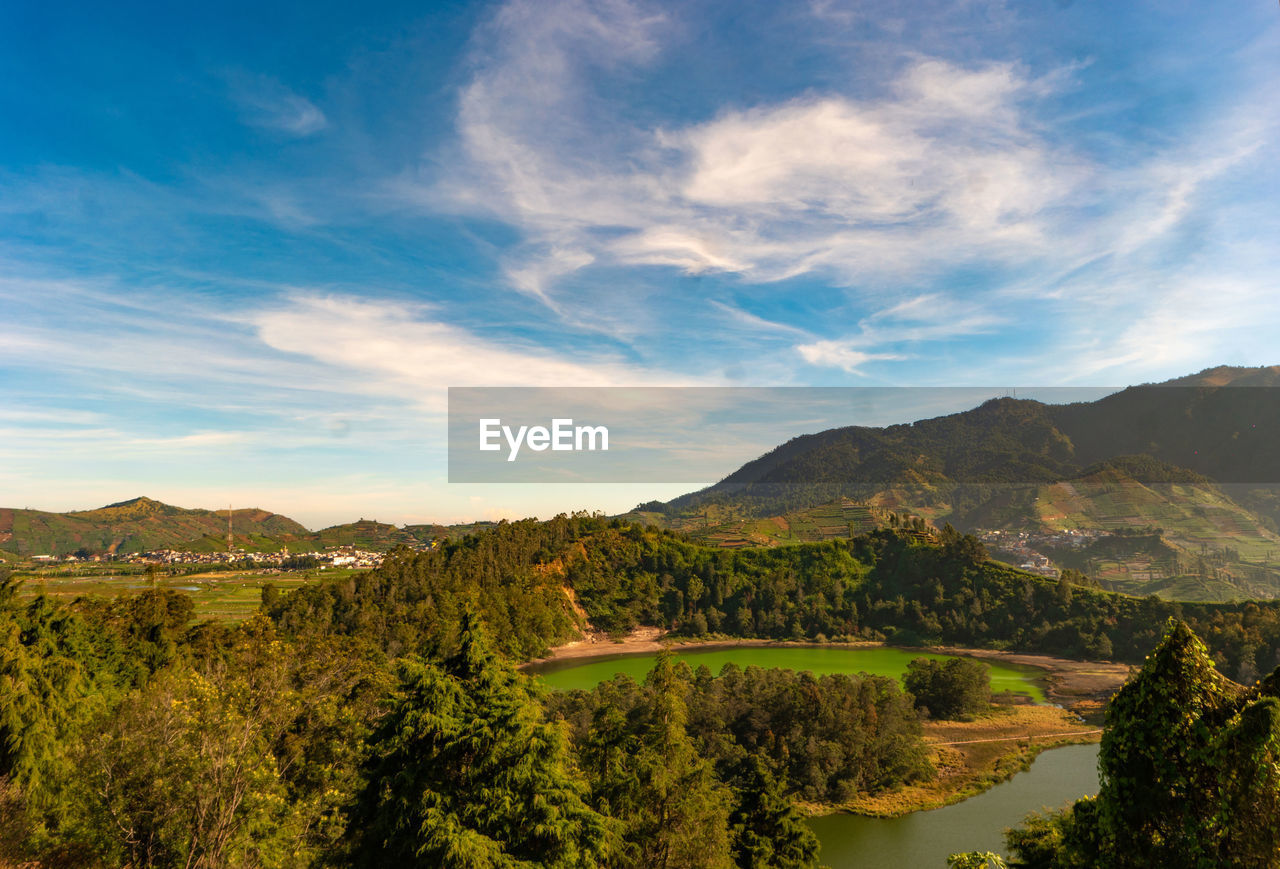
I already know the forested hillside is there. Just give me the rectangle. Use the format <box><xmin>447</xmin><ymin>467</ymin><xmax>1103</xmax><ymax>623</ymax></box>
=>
<box><xmin>6</xmin><ymin>515</ymin><xmax>1280</xmax><ymax>867</ymax></box>
<box><xmin>266</xmin><ymin>514</ymin><xmax>1280</xmax><ymax>683</ymax></box>
<box><xmin>660</xmin><ymin>368</ymin><xmax>1280</xmax><ymax>521</ymax></box>
<box><xmin>0</xmin><ymin>497</ymin><xmax>310</xmax><ymax>556</ymax></box>
<box><xmin>0</xmin><ymin>497</ymin><xmax>450</xmax><ymax>557</ymax></box>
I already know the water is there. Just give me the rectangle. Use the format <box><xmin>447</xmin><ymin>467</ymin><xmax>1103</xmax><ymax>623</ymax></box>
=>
<box><xmin>808</xmin><ymin>743</ymin><xmax>1101</xmax><ymax>867</ymax></box>
<box><xmin>530</xmin><ymin>645</ymin><xmax>1046</xmax><ymax>702</ymax></box>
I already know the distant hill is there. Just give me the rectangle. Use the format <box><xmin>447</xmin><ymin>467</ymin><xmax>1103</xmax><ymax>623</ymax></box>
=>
<box><xmin>657</xmin><ymin>366</ymin><xmax>1280</xmax><ymax>517</ymax></box>
<box><xmin>0</xmin><ymin>497</ymin><xmax>310</xmax><ymax>556</ymax></box>
<box><xmin>643</xmin><ymin>366</ymin><xmax>1280</xmax><ymax>600</ymax></box>
<box><xmin>0</xmin><ymin>498</ymin><xmax>459</xmax><ymax>558</ymax></box>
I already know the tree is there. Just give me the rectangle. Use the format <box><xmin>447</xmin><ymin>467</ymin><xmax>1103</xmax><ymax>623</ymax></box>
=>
<box><xmin>904</xmin><ymin>657</ymin><xmax>990</xmax><ymax>720</ymax></box>
<box><xmin>0</xmin><ymin>595</ymin><xmax>118</xmax><ymax>820</ymax></box>
<box><xmin>725</xmin><ymin>755</ymin><xmax>820</xmax><ymax>869</ymax></box>
<box><xmin>1005</xmin><ymin>620</ymin><xmax>1280</xmax><ymax>868</ymax></box>
<box><xmin>348</xmin><ymin>613</ymin><xmax>614</xmax><ymax>868</ymax></box>
<box><xmin>80</xmin><ymin>619</ymin><xmax>387</xmax><ymax>868</ymax></box>
<box><xmin>1095</xmin><ymin>620</ymin><xmax>1241</xmax><ymax>867</ymax></box>
<box><xmin>580</xmin><ymin>653</ymin><xmax>734</xmax><ymax>869</ymax></box>
<box><xmin>947</xmin><ymin>853</ymin><xmax>1006</xmax><ymax>869</ymax></box>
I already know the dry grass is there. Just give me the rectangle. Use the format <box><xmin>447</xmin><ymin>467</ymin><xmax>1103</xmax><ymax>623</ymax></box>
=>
<box><xmin>811</xmin><ymin>705</ymin><xmax>1101</xmax><ymax>818</ymax></box>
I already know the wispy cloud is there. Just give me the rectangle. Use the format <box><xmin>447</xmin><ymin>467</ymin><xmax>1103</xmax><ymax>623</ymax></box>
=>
<box><xmin>795</xmin><ymin>342</ymin><xmax>905</xmax><ymax>374</ymax></box>
<box><xmin>795</xmin><ymin>293</ymin><xmax>1005</xmax><ymax>373</ymax></box>
<box><xmin>708</xmin><ymin>300</ymin><xmax>814</xmax><ymax>339</ymax></box>
<box><xmin>247</xmin><ymin>293</ymin><xmax>699</xmax><ymax>403</ymax></box>
<box><xmin>228</xmin><ymin>73</ymin><xmax>328</xmax><ymax>137</ymax></box>
<box><xmin>409</xmin><ymin>0</ymin><xmax>1085</xmax><ymax>307</ymax></box>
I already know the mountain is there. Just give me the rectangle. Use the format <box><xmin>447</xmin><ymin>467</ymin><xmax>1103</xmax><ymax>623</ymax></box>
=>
<box><xmin>641</xmin><ymin>366</ymin><xmax>1280</xmax><ymax>600</ymax></box>
<box><xmin>0</xmin><ymin>498</ymin><xmax>458</xmax><ymax>557</ymax></box>
<box><xmin>0</xmin><ymin>497</ymin><xmax>310</xmax><ymax>556</ymax></box>
<box><xmin>657</xmin><ymin>366</ymin><xmax>1280</xmax><ymax>516</ymax></box>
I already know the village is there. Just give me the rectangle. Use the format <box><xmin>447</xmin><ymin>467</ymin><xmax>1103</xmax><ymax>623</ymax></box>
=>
<box><xmin>27</xmin><ymin>539</ymin><xmax>441</xmax><ymax>571</ymax></box>
<box><xmin>976</xmin><ymin>527</ymin><xmax>1109</xmax><ymax>578</ymax></box>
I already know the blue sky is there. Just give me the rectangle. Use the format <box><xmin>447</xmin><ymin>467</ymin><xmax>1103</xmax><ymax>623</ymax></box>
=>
<box><xmin>2</xmin><ymin>0</ymin><xmax>1278</xmax><ymax>528</ymax></box>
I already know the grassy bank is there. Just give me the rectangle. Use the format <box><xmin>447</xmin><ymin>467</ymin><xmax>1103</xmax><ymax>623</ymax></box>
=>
<box><xmin>811</xmin><ymin>705</ymin><xmax>1101</xmax><ymax>818</ymax></box>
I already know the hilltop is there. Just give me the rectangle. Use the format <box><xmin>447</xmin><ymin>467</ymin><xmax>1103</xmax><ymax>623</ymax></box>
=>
<box><xmin>636</xmin><ymin>366</ymin><xmax>1280</xmax><ymax>600</ymax></box>
<box><xmin>0</xmin><ymin>497</ymin><xmax>310</xmax><ymax>557</ymax></box>
<box><xmin>0</xmin><ymin>497</ymin><xmax>462</xmax><ymax>558</ymax></box>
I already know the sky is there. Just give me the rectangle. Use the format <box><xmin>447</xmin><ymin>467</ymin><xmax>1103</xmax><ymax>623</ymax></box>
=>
<box><xmin>1</xmin><ymin>0</ymin><xmax>1278</xmax><ymax>528</ymax></box>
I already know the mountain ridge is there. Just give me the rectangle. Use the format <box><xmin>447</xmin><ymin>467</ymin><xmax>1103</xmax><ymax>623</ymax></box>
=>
<box><xmin>0</xmin><ymin>499</ymin><xmax>457</xmax><ymax>557</ymax></box>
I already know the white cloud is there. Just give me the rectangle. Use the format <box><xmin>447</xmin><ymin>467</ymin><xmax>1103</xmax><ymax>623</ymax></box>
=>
<box><xmin>229</xmin><ymin>74</ymin><xmax>328</xmax><ymax>137</ymax></box>
<box><xmin>795</xmin><ymin>341</ymin><xmax>904</xmax><ymax>374</ymax></box>
<box><xmin>795</xmin><ymin>292</ymin><xmax>1005</xmax><ymax>373</ymax></box>
<box><xmin>1042</xmin><ymin>275</ymin><xmax>1280</xmax><ymax>382</ymax></box>
<box><xmin>248</xmin><ymin>294</ymin><xmax>692</xmax><ymax>404</ymax></box>
<box><xmin>413</xmin><ymin>0</ymin><xmax>1085</xmax><ymax>305</ymax></box>
<box><xmin>707</xmin><ymin>301</ymin><xmax>813</xmax><ymax>338</ymax></box>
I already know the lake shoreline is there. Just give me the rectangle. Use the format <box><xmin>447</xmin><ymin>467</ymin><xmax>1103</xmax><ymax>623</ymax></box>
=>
<box><xmin>526</xmin><ymin>631</ymin><xmax>1123</xmax><ymax>819</ymax></box>
<box><xmin>523</xmin><ymin>629</ymin><xmax>1129</xmax><ymax>715</ymax></box>
<box><xmin>819</xmin><ymin>705</ymin><xmax>1101</xmax><ymax>818</ymax></box>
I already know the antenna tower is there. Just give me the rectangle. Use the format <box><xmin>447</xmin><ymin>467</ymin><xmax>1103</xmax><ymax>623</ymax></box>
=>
<box><xmin>227</xmin><ymin>504</ymin><xmax>234</xmax><ymax>551</ymax></box>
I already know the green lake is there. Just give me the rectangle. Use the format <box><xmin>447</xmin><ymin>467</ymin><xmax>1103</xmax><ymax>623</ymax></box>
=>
<box><xmin>808</xmin><ymin>742</ymin><xmax>1100</xmax><ymax>866</ymax></box>
<box><xmin>532</xmin><ymin>645</ymin><xmax>1088</xmax><ymax>864</ymax></box>
<box><xmin>529</xmin><ymin>645</ymin><xmax>1047</xmax><ymax>703</ymax></box>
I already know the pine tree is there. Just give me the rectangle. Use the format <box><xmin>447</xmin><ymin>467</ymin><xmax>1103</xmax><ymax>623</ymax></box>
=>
<box><xmin>725</xmin><ymin>755</ymin><xmax>820</xmax><ymax>869</ymax></box>
<box><xmin>348</xmin><ymin>612</ymin><xmax>614</xmax><ymax>868</ymax></box>
<box><xmin>582</xmin><ymin>652</ymin><xmax>734</xmax><ymax>869</ymax></box>
<box><xmin>1096</xmin><ymin>619</ymin><xmax>1242</xmax><ymax>866</ymax></box>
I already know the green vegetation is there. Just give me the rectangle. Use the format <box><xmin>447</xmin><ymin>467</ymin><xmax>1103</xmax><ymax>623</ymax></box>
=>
<box><xmin>549</xmin><ymin>661</ymin><xmax>931</xmax><ymax>805</ymax></box>
<box><xmin>561</xmin><ymin>654</ymin><xmax>820</xmax><ymax>868</ymax></box>
<box><xmin>0</xmin><ymin>497</ymin><xmax>310</xmax><ymax>557</ymax></box>
<box><xmin>12</xmin><ymin>563</ymin><xmax>369</xmax><ymax>621</ymax></box>
<box><xmin>265</xmin><ymin>515</ymin><xmax>1280</xmax><ymax>682</ymax></box>
<box><xmin>959</xmin><ymin>620</ymin><xmax>1280</xmax><ymax>867</ymax></box>
<box><xmin>903</xmin><ymin>656</ymin><xmax>991</xmax><ymax>720</ymax></box>
<box><xmin>7</xmin><ymin>514</ymin><xmax>1280</xmax><ymax>868</ymax></box>
<box><xmin>0</xmin><ymin>497</ymin><xmax>453</xmax><ymax>559</ymax></box>
<box><xmin>0</xmin><ymin>591</ymin><xmax>837</xmax><ymax>868</ymax></box>
<box><xmin>634</xmin><ymin>376</ymin><xmax>1280</xmax><ymax>601</ymax></box>
<box><xmin>346</xmin><ymin>615</ymin><xmax>614</xmax><ymax>868</ymax></box>
<box><xmin>532</xmin><ymin>646</ymin><xmax>1047</xmax><ymax>703</ymax></box>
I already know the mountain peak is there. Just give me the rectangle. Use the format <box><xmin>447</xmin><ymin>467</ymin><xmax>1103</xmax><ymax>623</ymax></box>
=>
<box><xmin>102</xmin><ymin>496</ymin><xmax>163</xmax><ymax>510</ymax></box>
<box><xmin>83</xmin><ymin>496</ymin><xmax>185</xmax><ymax>519</ymax></box>
<box><xmin>1157</xmin><ymin>365</ymin><xmax>1280</xmax><ymax>388</ymax></box>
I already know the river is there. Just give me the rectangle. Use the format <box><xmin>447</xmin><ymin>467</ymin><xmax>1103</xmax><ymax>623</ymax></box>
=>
<box><xmin>532</xmin><ymin>645</ymin><xmax>1094</xmax><ymax>865</ymax></box>
<box><xmin>809</xmin><ymin>742</ymin><xmax>1100</xmax><ymax>866</ymax></box>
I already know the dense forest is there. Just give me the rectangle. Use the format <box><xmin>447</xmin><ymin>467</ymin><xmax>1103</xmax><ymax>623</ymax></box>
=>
<box><xmin>0</xmin><ymin>561</ymin><xmax>925</xmax><ymax>868</ymax></box>
<box><xmin>267</xmin><ymin>514</ymin><xmax>1280</xmax><ymax>683</ymax></box>
<box><xmin>7</xmin><ymin>515</ymin><xmax>1280</xmax><ymax>867</ymax></box>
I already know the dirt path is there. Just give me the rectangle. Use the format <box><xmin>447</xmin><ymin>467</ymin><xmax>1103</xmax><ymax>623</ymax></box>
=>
<box><xmin>930</xmin><ymin>728</ymin><xmax>1102</xmax><ymax>746</ymax></box>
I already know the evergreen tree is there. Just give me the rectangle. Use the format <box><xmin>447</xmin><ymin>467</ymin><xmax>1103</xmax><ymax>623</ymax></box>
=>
<box><xmin>725</xmin><ymin>755</ymin><xmax>820</xmax><ymax>869</ymax></box>
<box><xmin>0</xmin><ymin>595</ymin><xmax>117</xmax><ymax>818</ymax></box>
<box><xmin>1096</xmin><ymin>620</ymin><xmax>1241</xmax><ymax>866</ymax></box>
<box><xmin>1002</xmin><ymin>620</ymin><xmax>1280</xmax><ymax>868</ymax></box>
<box><xmin>348</xmin><ymin>613</ymin><xmax>614</xmax><ymax>868</ymax></box>
<box><xmin>581</xmin><ymin>653</ymin><xmax>734</xmax><ymax>869</ymax></box>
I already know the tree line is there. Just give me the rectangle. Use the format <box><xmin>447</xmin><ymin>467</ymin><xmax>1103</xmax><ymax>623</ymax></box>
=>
<box><xmin>266</xmin><ymin>514</ymin><xmax>1280</xmax><ymax>682</ymax></box>
<box><xmin>9</xmin><ymin>512</ymin><xmax>1280</xmax><ymax>867</ymax></box>
<box><xmin>0</xmin><ymin>559</ymin><xmax>936</xmax><ymax>868</ymax></box>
